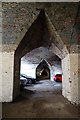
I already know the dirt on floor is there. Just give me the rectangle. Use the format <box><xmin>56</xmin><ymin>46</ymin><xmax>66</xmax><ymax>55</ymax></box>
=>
<box><xmin>2</xmin><ymin>80</ymin><xmax>80</xmax><ymax>118</ymax></box>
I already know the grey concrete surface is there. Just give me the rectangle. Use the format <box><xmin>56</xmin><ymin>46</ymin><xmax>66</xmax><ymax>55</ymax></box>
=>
<box><xmin>2</xmin><ymin>80</ymin><xmax>79</xmax><ymax>118</ymax></box>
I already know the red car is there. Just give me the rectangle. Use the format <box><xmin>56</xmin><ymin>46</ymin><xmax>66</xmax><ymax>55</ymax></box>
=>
<box><xmin>53</xmin><ymin>74</ymin><xmax>62</xmax><ymax>82</ymax></box>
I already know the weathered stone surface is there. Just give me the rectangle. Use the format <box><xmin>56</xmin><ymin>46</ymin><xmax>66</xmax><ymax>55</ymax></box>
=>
<box><xmin>46</xmin><ymin>2</ymin><xmax>79</xmax><ymax>45</ymax></box>
<box><xmin>0</xmin><ymin>3</ymin><xmax>2</xmax><ymax>45</ymax></box>
<box><xmin>2</xmin><ymin>2</ymin><xmax>79</xmax><ymax>51</ymax></box>
<box><xmin>78</xmin><ymin>53</ymin><xmax>80</xmax><ymax>103</ymax></box>
<box><xmin>0</xmin><ymin>44</ymin><xmax>18</xmax><ymax>52</ymax></box>
<box><xmin>1</xmin><ymin>52</ymin><xmax>14</xmax><ymax>102</ymax></box>
<box><xmin>2</xmin><ymin>3</ymin><xmax>39</xmax><ymax>45</ymax></box>
<box><xmin>62</xmin><ymin>54</ymin><xmax>71</xmax><ymax>101</ymax></box>
<box><xmin>62</xmin><ymin>53</ymin><xmax>80</xmax><ymax>104</ymax></box>
<box><xmin>0</xmin><ymin>52</ymin><xmax>2</xmax><ymax>102</ymax></box>
<box><xmin>1</xmin><ymin>2</ymin><xmax>80</xmax><ymax>104</ymax></box>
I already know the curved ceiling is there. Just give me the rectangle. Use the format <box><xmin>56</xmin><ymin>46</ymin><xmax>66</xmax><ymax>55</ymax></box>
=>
<box><xmin>21</xmin><ymin>47</ymin><xmax>61</xmax><ymax>65</ymax></box>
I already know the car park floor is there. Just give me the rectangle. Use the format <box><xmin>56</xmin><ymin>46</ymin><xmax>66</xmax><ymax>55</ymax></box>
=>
<box><xmin>2</xmin><ymin>80</ymin><xmax>80</xmax><ymax>118</ymax></box>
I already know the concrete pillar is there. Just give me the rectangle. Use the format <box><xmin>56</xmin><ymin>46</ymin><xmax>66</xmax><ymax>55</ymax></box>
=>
<box><xmin>62</xmin><ymin>53</ymin><xmax>80</xmax><ymax>105</ymax></box>
<box><xmin>2</xmin><ymin>52</ymin><xmax>14</xmax><ymax>102</ymax></box>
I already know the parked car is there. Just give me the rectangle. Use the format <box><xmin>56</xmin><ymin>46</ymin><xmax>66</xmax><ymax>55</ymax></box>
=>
<box><xmin>20</xmin><ymin>74</ymin><xmax>36</xmax><ymax>86</ymax></box>
<box><xmin>53</xmin><ymin>74</ymin><xmax>62</xmax><ymax>82</ymax></box>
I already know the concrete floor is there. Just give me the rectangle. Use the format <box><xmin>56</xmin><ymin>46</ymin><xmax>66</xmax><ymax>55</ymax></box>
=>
<box><xmin>2</xmin><ymin>80</ymin><xmax>80</xmax><ymax>118</ymax></box>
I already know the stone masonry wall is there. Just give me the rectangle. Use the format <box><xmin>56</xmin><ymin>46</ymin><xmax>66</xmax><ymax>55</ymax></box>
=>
<box><xmin>2</xmin><ymin>3</ymin><xmax>79</xmax><ymax>51</ymax></box>
<box><xmin>1</xmin><ymin>2</ymin><xmax>80</xmax><ymax>103</ymax></box>
<box><xmin>62</xmin><ymin>53</ymin><xmax>80</xmax><ymax>104</ymax></box>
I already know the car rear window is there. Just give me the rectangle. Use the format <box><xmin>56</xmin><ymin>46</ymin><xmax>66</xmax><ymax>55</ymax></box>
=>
<box><xmin>56</xmin><ymin>74</ymin><xmax>62</xmax><ymax>77</ymax></box>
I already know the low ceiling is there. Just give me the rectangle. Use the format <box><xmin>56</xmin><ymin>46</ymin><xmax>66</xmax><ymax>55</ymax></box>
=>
<box><xmin>21</xmin><ymin>47</ymin><xmax>61</xmax><ymax>65</ymax></box>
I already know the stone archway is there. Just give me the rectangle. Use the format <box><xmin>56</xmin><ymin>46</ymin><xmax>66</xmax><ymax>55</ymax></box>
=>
<box><xmin>13</xmin><ymin>9</ymin><xmax>67</xmax><ymax>100</ymax></box>
<box><xmin>2</xmin><ymin>3</ymin><xmax>80</xmax><ymax>105</ymax></box>
<box><xmin>36</xmin><ymin>60</ymin><xmax>50</xmax><ymax>80</ymax></box>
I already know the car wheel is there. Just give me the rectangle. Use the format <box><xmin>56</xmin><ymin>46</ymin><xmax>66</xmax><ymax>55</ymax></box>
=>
<box><xmin>28</xmin><ymin>79</ymin><xmax>32</xmax><ymax>84</ymax></box>
<box><xmin>20</xmin><ymin>84</ymin><xmax>24</xmax><ymax>91</ymax></box>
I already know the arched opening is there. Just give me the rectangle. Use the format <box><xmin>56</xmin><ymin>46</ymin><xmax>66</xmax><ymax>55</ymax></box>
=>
<box><xmin>13</xmin><ymin>9</ymin><xmax>67</xmax><ymax>101</ymax></box>
<box><xmin>36</xmin><ymin>60</ymin><xmax>50</xmax><ymax>80</ymax></box>
<box><xmin>20</xmin><ymin>46</ymin><xmax>62</xmax><ymax>84</ymax></box>
<box><xmin>2</xmin><ymin>3</ymin><xmax>80</xmax><ymax>118</ymax></box>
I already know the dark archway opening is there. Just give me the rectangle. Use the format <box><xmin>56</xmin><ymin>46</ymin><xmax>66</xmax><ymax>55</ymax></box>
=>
<box><xmin>36</xmin><ymin>60</ymin><xmax>50</xmax><ymax>80</ymax></box>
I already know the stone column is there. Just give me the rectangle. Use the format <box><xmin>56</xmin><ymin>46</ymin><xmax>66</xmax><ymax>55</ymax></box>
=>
<box><xmin>2</xmin><ymin>51</ymin><xmax>15</xmax><ymax>102</ymax></box>
<box><xmin>62</xmin><ymin>53</ymin><xmax>80</xmax><ymax>105</ymax></box>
